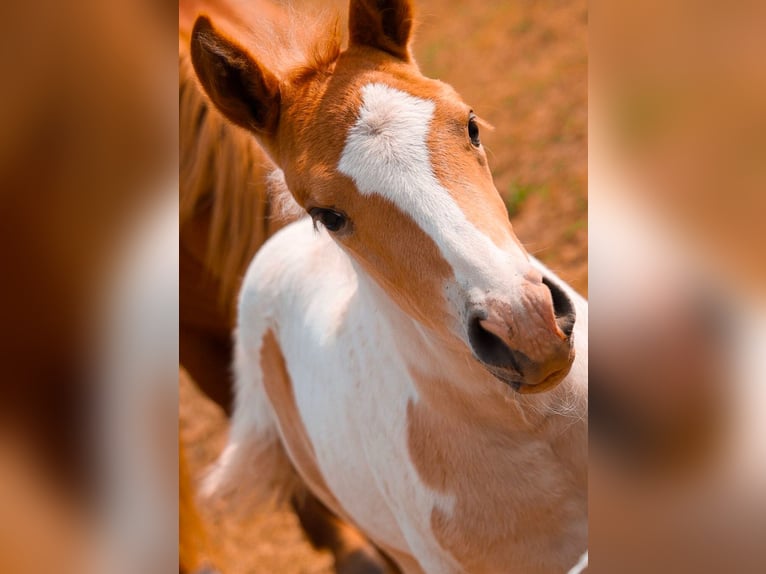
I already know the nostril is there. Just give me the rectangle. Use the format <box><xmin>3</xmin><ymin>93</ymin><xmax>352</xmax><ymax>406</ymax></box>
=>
<box><xmin>542</xmin><ymin>276</ymin><xmax>576</xmax><ymax>338</ymax></box>
<box><xmin>468</xmin><ymin>315</ymin><xmax>521</xmax><ymax>371</ymax></box>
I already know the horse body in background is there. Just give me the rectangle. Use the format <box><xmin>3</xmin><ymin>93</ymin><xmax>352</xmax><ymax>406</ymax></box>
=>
<box><xmin>191</xmin><ymin>1</ymin><xmax>587</xmax><ymax>572</ymax></box>
<box><xmin>180</xmin><ymin>0</ymin><xmax>279</xmax><ymax>413</ymax></box>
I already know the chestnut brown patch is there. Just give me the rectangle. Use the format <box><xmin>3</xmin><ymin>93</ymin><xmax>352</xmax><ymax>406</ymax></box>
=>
<box><xmin>259</xmin><ymin>329</ymin><xmax>341</xmax><ymax>512</ymax></box>
<box><xmin>405</xmin><ymin>372</ymin><xmax>587</xmax><ymax>572</ymax></box>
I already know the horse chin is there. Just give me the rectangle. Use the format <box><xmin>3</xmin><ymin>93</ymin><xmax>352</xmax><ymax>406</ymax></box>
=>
<box><xmin>486</xmin><ymin>366</ymin><xmax>565</xmax><ymax>395</ymax></box>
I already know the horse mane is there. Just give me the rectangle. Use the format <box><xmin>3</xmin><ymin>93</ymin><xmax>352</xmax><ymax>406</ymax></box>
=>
<box><xmin>180</xmin><ymin>42</ymin><xmax>272</xmax><ymax>309</ymax></box>
<box><xmin>179</xmin><ymin>1</ymin><xmax>341</xmax><ymax>308</ymax></box>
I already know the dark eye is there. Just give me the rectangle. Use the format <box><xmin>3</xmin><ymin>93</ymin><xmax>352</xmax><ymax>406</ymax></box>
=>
<box><xmin>308</xmin><ymin>207</ymin><xmax>348</xmax><ymax>233</ymax></box>
<box><xmin>468</xmin><ymin>113</ymin><xmax>480</xmax><ymax>147</ymax></box>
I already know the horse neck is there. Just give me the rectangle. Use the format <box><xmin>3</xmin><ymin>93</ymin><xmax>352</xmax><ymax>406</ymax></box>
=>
<box><xmin>352</xmin><ymin>260</ymin><xmax>588</xmax><ymax>453</ymax></box>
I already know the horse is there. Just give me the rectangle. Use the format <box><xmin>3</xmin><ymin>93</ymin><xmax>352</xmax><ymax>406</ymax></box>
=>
<box><xmin>179</xmin><ymin>1</ymin><xmax>396</xmax><ymax>571</ymax></box>
<box><xmin>190</xmin><ymin>0</ymin><xmax>588</xmax><ymax>572</ymax></box>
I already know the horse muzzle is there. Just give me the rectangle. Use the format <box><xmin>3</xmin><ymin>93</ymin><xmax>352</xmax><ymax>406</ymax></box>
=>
<box><xmin>467</xmin><ymin>273</ymin><xmax>576</xmax><ymax>393</ymax></box>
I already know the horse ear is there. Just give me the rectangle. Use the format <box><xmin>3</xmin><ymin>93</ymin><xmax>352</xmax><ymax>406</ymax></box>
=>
<box><xmin>348</xmin><ymin>0</ymin><xmax>414</xmax><ymax>61</ymax></box>
<box><xmin>190</xmin><ymin>16</ymin><xmax>281</xmax><ymax>137</ymax></box>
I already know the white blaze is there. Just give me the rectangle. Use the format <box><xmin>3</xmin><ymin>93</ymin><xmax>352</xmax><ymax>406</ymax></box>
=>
<box><xmin>337</xmin><ymin>83</ymin><xmax>523</xmax><ymax>298</ymax></box>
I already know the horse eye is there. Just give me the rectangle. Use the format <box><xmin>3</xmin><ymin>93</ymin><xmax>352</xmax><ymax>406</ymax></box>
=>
<box><xmin>468</xmin><ymin>113</ymin><xmax>480</xmax><ymax>147</ymax></box>
<box><xmin>309</xmin><ymin>208</ymin><xmax>348</xmax><ymax>232</ymax></box>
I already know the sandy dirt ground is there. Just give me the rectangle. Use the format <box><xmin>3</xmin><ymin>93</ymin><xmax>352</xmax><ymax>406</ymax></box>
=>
<box><xmin>180</xmin><ymin>0</ymin><xmax>587</xmax><ymax>571</ymax></box>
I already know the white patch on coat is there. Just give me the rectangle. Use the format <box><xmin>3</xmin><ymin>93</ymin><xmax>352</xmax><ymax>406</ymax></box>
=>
<box><xmin>225</xmin><ymin>219</ymin><xmax>459</xmax><ymax>568</ymax></box>
<box><xmin>217</xmin><ymin>217</ymin><xmax>587</xmax><ymax>572</ymax></box>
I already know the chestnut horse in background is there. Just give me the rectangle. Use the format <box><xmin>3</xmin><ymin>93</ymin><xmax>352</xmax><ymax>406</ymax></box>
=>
<box><xmin>179</xmin><ymin>1</ymin><xmax>393</xmax><ymax>572</ymax></box>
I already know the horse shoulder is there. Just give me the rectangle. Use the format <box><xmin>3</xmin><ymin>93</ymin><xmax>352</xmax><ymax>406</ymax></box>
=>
<box><xmin>235</xmin><ymin>219</ymin><xmax>362</xmax><ymax>513</ymax></box>
<box><xmin>207</xmin><ymin>219</ymin><xmax>338</xmax><ymax>511</ymax></box>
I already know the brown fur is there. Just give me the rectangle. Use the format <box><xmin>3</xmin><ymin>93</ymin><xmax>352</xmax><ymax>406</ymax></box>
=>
<box><xmin>349</xmin><ymin>0</ymin><xmax>415</xmax><ymax>61</ymax></box>
<box><xmin>406</xmin><ymin>370</ymin><xmax>587</xmax><ymax>573</ymax></box>
<box><xmin>180</xmin><ymin>0</ymin><xmax>344</xmax><ymax>313</ymax></box>
<box><xmin>179</xmin><ymin>431</ymin><xmax>213</xmax><ymax>572</ymax></box>
<box><xmin>191</xmin><ymin>17</ymin><xmax>283</xmax><ymax>135</ymax></box>
<box><xmin>180</xmin><ymin>39</ymin><xmax>277</xmax><ymax>317</ymax></box>
<box><xmin>427</xmin><ymin>100</ymin><xmax>523</xmax><ymax>251</ymax></box>
<box><xmin>259</xmin><ymin>330</ymin><xmax>343</xmax><ymax>513</ymax></box>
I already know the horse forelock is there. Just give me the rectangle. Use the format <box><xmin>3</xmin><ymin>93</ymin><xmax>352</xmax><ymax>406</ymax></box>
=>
<box><xmin>182</xmin><ymin>0</ymin><xmax>344</xmax><ymax>81</ymax></box>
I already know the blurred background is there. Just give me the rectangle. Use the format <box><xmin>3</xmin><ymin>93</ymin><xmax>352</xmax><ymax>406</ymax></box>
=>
<box><xmin>0</xmin><ymin>0</ymin><xmax>177</xmax><ymax>573</ymax></box>
<box><xmin>589</xmin><ymin>0</ymin><xmax>766</xmax><ymax>571</ymax></box>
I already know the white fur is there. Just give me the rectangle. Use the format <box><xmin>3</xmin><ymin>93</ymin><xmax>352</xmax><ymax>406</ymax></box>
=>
<box><xmin>568</xmin><ymin>551</ymin><xmax>589</xmax><ymax>574</ymax></box>
<box><xmin>209</xmin><ymin>218</ymin><xmax>588</xmax><ymax>573</ymax></box>
<box><xmin>266</xmin><ymin>167</ymin><xmax>306</xmax><ymax>223</ymax></box>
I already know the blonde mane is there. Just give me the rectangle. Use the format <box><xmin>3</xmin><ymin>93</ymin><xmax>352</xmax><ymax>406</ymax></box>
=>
<box><xmin>180</xmin><ymin>43</ymin><xmax>270</xmax><ymax>308</ymax></box>
<box><xmin>179</xmin><ymin>1</ymin><xmax>342</xmax><ymax>308</ymax></box>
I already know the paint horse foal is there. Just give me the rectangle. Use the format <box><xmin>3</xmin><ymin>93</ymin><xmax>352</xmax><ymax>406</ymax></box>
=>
<box><xmin>192</xmin><ymin>1</ymin><xmax>587</xmax><ymax>572</ymax></box>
